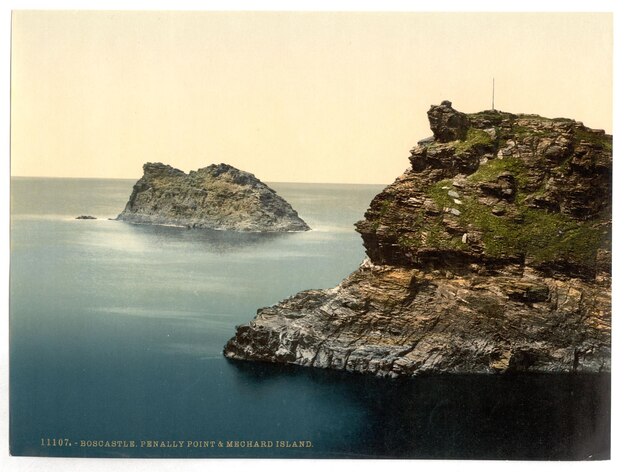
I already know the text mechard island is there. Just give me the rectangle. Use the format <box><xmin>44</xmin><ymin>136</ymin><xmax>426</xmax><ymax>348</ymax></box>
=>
<box><xmin>117</xmin><ymin>162</ymin><xmax>310</xmax><ymax>232</ymax></box>
<box><xmin>224</xmin><ymin>101</ymin><xmax>611</xmax><ymax>377</ymax></box>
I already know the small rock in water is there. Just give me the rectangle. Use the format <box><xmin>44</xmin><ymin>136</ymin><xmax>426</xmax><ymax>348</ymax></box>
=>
<box><xmin>76</xmin><ymin>215</ymin><xmax>97</xmax><ymax>220</ymax></box>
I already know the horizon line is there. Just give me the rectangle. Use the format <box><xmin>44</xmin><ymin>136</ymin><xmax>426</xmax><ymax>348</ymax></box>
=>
<box><xmin>9</xmin><ymin>175</ymin><xmax>390</xmax><ymax>186</ymax></box>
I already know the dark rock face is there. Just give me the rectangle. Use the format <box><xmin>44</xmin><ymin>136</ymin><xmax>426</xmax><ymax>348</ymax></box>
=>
<box><xmin>224</xmin><ymin>102</ymin><xmax>611</xmax><ymax>377</ymax></box>
<box><xmin>116</xmin><ymin>162</ymin><xmax>310</xmax><ymax>232</ymax></box>
<box><xmin>427</xmin><ymin>100</ymin><xmax>470</xmax><ymax>142</ymax></box>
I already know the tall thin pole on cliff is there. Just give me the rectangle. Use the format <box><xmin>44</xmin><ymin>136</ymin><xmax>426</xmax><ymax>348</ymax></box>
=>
<box><xmin>492</xmin><ymin>78</ymin><xmax>495</xmax><ymax>111</ymax></box>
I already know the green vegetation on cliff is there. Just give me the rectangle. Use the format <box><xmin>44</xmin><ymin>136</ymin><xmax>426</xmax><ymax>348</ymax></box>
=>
<box><xmin>453</xmin><ymin>128</ymin><xmax>493</xmax><ymax>154</ymax></box>
<box><xmin>426</xmin><ymin>175</ymin><xmax>607</xmax><ymax>265</ymax></box>
<box><xmin>358</xmin><ymin>102</ymin><xmax>611</xmax><ymax>278</ymax></box>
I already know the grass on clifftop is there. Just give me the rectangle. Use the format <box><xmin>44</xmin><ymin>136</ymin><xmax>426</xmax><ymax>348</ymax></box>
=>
<box><xmin>454</xmin><ymin>128</ymin><xmax>492</xmax><ymax>154</ymax></box>
<box><xmin>381</xmin><ymin>114</ymin><xmax>610</xmax><ymax>268</ymax></box>
<box><xmin>468</xmin><ymin>157</ymin><xmax>528</xmax><ymax>188</ymax></box>
<box><xmin>424</xmin><ymin>172</ymin><xmax>607</xmax><ymax>266</ymax></box>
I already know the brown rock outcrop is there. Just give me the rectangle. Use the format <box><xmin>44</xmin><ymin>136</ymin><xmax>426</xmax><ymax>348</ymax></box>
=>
<box><xmin>224</xmin><ymin>101</ymin><xmax>611</xmax><ymax>376</ymax></box>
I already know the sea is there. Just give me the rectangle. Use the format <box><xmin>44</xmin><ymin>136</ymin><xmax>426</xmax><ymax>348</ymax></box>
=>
<box><xmin>9</xmin><ymin>177</ymin><xmax>610</xmax><ymax>459</ymax></box>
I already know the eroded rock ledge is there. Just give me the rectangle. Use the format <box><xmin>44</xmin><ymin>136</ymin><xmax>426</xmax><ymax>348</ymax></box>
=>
<box><xmin>117</xmin><ymin>162</ymin><xmax>310</xmax><ymax>232</ymax></box>
<box><xmin>224</xmin><ymin>101</ymin><xmax>611</xmax><ymax>376</ymax></box>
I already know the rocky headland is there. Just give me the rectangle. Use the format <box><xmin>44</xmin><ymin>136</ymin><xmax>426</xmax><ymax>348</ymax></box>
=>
<box><xmin>117</xmin><ymin>163</ymin><xmax>310</xmax><ymax>232</ymax></box>
<box><xmin>224</xmin><ymin>101</ymin><xmax>611</xmax><ymax>377</ymax></box>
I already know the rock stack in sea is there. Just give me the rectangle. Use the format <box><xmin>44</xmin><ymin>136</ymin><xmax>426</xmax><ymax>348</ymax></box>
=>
<box><xmin>116</xmin><ymin>162</ymin><xmax>310</xmax><ymax>232</ymax></box>
<box><xmin>224</xmin><ymin>101</ymin><xmax>611</xmax><ymax>377</ymax></box>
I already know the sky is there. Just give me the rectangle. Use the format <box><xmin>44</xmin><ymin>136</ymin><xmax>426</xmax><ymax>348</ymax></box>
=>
<box><xmin>10</xmin><ymin>11</ymin><xmax>612</xmax><ymax>184</ymax></box>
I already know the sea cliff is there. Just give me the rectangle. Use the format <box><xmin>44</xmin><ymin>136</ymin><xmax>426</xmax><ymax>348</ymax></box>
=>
<box><xmin>224</xmin><ymin>101</ymin><xmax>611</xmax><ymax>376</ymax></box>
<box><xmin>117</xmin><ymin>162</ymin><xmax>310</xmax><ymax>232</ymax></box>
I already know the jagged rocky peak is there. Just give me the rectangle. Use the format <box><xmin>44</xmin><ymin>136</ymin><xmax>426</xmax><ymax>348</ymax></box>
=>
<box><xmin>426</xmin><ymin>100</ymin><xmax>470</xmax><ymax>142</ymax></box>
<box><xmin>224</xmin><ymin>101</ymin><xmax>611</xmax><ymax>377</ymax></box>
<box><xmin>142</xmin><ymin>162</ymin><xmax>186</xmax><ymax>177</ymax></box>
<box><xmin>116</xmin><ymin>162</ymin><xmax>310</xmax><ymax>232</ymax></box>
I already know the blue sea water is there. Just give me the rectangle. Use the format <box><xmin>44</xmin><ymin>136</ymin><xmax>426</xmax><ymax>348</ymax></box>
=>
<box><xmin>9</xmin><ymin>178</ymin><xmax>610</xmax><ymax>459</ymax></box>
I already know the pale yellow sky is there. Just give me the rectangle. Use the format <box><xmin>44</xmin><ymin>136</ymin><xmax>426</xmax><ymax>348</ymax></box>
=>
<box><xmin>11</xmin><ymin>11</ymin><xmax>612</xmax><ymax>184</ymax></box>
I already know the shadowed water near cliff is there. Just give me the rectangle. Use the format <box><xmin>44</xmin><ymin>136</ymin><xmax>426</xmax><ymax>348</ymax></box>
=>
<box><xmin>230</xmin><ymin>363</ymin><xmax>609</xmax><ymax>460</ymax></box>
<box><xmin>10</xmin><ymin>178</ymin><xmax>609</xmax><ymax>459</ymax></box>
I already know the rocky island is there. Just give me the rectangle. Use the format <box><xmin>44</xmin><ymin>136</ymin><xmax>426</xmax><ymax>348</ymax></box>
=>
<box><xmin>117</xmin><ymin>163</ymin><xmax>310</xmax><ymax>232</ymax></box>
<box><xmin>224</xmin><ymin>101</ymin><xmax>611</xmax><ymax>377</ymax></box>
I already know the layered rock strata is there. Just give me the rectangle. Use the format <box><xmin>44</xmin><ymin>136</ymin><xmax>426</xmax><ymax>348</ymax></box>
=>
<box><xmin>117</xmin><ymin>163</ymin><xmax>310</xmax><ymax>232</ymax></box>
<box><xmin>224</xmin><ymin>101</ymin><xmax>611</xmax><ymax>376</ymax></box>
